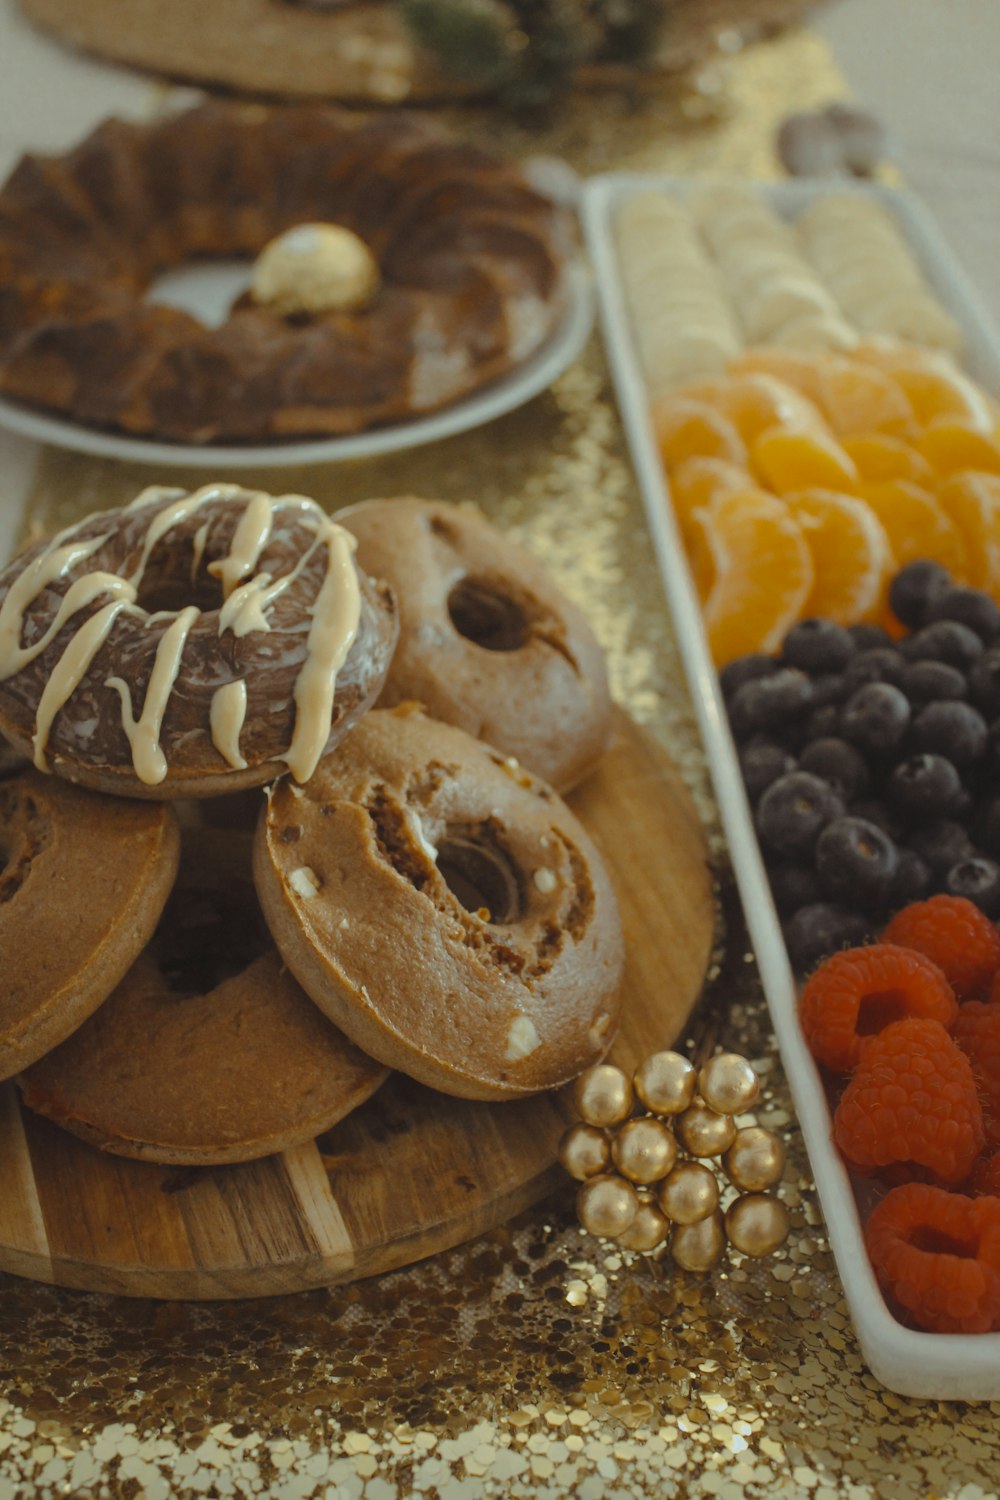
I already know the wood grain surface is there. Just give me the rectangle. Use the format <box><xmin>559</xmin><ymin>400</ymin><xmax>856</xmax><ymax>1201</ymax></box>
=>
<box><xmin>0</xmin><ymin>709</ymin><xmax>714</xmax><ymax>1300</ymax></box>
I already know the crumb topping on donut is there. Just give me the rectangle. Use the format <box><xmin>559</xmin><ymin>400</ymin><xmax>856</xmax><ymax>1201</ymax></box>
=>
<box><xmin>0</xmin><ymin>483</ymin><xmax>386</xmax><ymax>793</ymax></box>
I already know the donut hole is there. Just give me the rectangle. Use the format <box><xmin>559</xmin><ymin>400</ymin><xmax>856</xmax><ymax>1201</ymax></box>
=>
<box><xmin>447</xmin><ymin>577</ymin><xmax>529</xmax><ymax>653</ymax></box>
<box><xmin>157</xmin><ymin>881</ymin><xmax>270</xmax><ymax>996</ymax></box>
<box><xmin>437</xmin><ymin>828</ymin><xmax>523</xmax><ymax>925</ymax></box>
<box><xmin>134</xmin><ymin>565</ymin><xmax>225</xmax><ymax>617</ymax></box>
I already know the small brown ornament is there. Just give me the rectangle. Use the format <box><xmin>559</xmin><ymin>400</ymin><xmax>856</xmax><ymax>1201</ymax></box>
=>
<box><xmin>576</xmin><ymin>1173</ymin><xmax>639</xmax><ymax>1239</ymax></box>
<box><xmin>657</xmin><ymin>1159</ymin><xmax>719</xmax><ymax>1225</ymax></box>
<box><xmin>725</xmin><ymin>1194</ymin><xmax>791</xmax><ymax>1257</ymax></box>
<box><xmin>671</xmin><ymin>1211</ymin><xmax>726</xmax><ymax>1273</ymax></box>
<box><xmin>573</xmin><ymin>1064</ymin><xmax>633</xmax><ymax>1128</ymax></box>
<box><xmin>698</xmin><ymin>1052</ymin><xmax>760</xmax><ymax>1115</ymax></box>
<box><xmin>723</xmin><ymin>1126</ymin><xmax>785</xmax><ymax>1192</ymax></box>
<box><xmin>633</xmin><ymin>1050</ymin><xmax>696</xmax><ymax>1116</ymax></box>
<box><xmin>616</xmin><ymin>1193</ymin><xmax>671</xmax><ymax>1253</ymax></box>
<box><xmin>559</xmin><ymin>1123</ymin><xmax>611</xmax><ymax>1182</ymax></box>
<box><xmin>610</xmin><ymin>1116</ymin><xmax>677</xmax><ymax>1185</ymax></box>
<box><xmin>676</xmin><ymin>1098</ymin><xmax>737</xmax><ymax>1158</ymax></box>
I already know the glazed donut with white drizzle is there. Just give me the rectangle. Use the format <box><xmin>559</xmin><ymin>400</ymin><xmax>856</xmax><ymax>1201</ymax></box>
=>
<box><xmin>0</xmin><ymin>484</ymin><xmax>398</xmax><ymax>798</ymax></box>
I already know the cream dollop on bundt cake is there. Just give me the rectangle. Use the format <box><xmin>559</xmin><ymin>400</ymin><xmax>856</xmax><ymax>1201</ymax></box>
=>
<box><xmin>0</xmin><ymin>103</ymin><xmax>575</xmax><ymax>443</ymax></box>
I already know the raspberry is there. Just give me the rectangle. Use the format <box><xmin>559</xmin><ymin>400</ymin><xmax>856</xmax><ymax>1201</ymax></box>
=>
<box><xmin>881</xmin><ymin>895</ymin><xmax>1000</xmax><ymax>999</ymax></box>
<box><xmin>799</xmin><ymin>944</ymin><xmax>957</xmax><ymax>1073</ymax></box>
<box><xmin>833</xmin><ymin>1018</ymin><xmax>984</xmax><ymax>1185</ymax></box>
<box><xmin>969</xmin><ymin>1151</ymin><xmax>1000</xmax><ymax>1196</ymax></box>
<box><xmin>953</xmin><ymin>1001</ymin><xmax>1000</xmax><ymax>1148</ymax></box>
<box><xmin>865</xmin><ymin>1184</ymin><xmax>1000</xmax><ymax>1333</ymax></box>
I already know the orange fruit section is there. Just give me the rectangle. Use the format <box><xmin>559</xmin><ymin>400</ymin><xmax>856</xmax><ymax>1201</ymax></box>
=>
<box><xmin>861</xmin><ymin>477</ymin><xmax>969</xmax><ymax>580</ymax></box>
<box><xmin>700</xmin><ymin>490</ymin><xmax>814</xmax><ymax>665</ymax></box>
<box><xmin>854</xmin><ymin>340</ymin><xmax>997</xmax><ymax>430</ymax></box>
<box><xmin>751</xmin><ymin>426</ymin><xmax>861</xmax><ymax>495</ymax></box>
<box><xmin>785</xmin><ymin>488</ymin><xmax>893</xmax><ymax>623</ymax></box>
<box><xmin>687</xmin><ymin>371</ymin><xmax>828</xmax><ymax>444</ymax></box>
<box><xmin>727</xmin><ymin>349</ymin><xmax>827</xmax><ymax>406</ymax></box>
<box><xmin>842</xmin><ymin>433</ymin><xmax>934</xmax><ymax>485</ymax></box>
<box><xmin>935</xmin><ymin>472</ymin><xmax>1000</xmax><ymax>591</ymax></box>
<box><xmin>669</xmin><ymin>456</ymin><xmax>752</xmax><ymax>533</ymax></box>
<box><xmin>650</xmin><ymin>396</ymin><xmax>747</xmax><ymax>470</ymax></box>
<box><xmin>916</xmin><ymin>420</ymin><xmax>1000</xmax><ymax>477</ymax></box>
<box><xmin>816</xmin><ymin>359</ymin><xmax>917</xmax><ymax>440</ymax></box>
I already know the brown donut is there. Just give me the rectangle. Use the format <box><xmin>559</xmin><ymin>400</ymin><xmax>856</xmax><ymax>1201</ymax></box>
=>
<box><xmin>336</xmin><ymin>498</ymin><xmax>612</xmax><ymax>791</ymax></box>
<box><xmin>0</xmin><ymin>483</ymin><xmax>398</xmax><ymax>798</ymax></box>
<box><xmin>0</xmin><ymin>769</ymin><xmax>180</xmax><ymax>1081</ymax></box>
<box><xmin>253</xmin><ymin>705</ymin><xmax>624</xmax><ymax>1101</ymax></box>
<box><xmin>19</xmin><ymin>828</ymin><xmax>388</xmax><ymax>1165</ymax></box>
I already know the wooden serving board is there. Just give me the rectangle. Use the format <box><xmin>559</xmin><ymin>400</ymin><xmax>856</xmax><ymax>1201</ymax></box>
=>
<box><xmin>0</xmin><ymin>710</ymin><xmax>714</xmax><ymax>1300</ymax></box>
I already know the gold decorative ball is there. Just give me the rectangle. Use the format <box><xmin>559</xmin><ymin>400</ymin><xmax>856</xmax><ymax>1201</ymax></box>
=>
<box><xmin>671</xmin><ymin>1211</ymin><xmax>726</xmax><ymax>1273</ymax></box>
<box><xmin>725</xmin><ymin>1194</ymin><xmax>791</xmax><ymax>1257</ymax></box>
<box><xmin>723</xmin><ymin>1126</ymin><xmax>785</xmax><ymax>1192</ymax></box>
<box><xmin>617</xmin><ymin>1194</ymin><xmax>671</xmax><ymax>1253</ymax></box>
<box><xmin>676</xmin><ymin>1098</ymin><xmax>737</xmax><ymax>1158</ymax></box>
<box><xmin>251</xmin><ymin>222</ymin><xmax>380</xmax><ymax>316</ymax></box>
<box><xmin>610</xmin><ymin>1116</ymin><xmax>678</xmax><ymax>1185</ymax></box>
<box><xmin>576</xmin><ymin>1173</ymin><xmax>639</xmax><ymax>1239</ymax></box>
<box><xmin>559</xmin><ymin>1123</ymin><xmax>611</xmax><ymax>1182</ymax></box>
<box><xmin>573</xmin><ymin>1064</ymin><xmax>633</xmax><ymax>1128</ymax></box>
<box><xmin>633</xmin><ymin>1051</ymin><xmax>696</xmax><ymax>1116</ymax></box>
<box><xmin>698</xmin><ymin>1052</ymin><xmax>760</xmax><ymax>1115</ymax></box>
<box><xmin>657</xmin><ymin>1160</ymin><xmax>719</xmax><ymax>1225</ymax></box>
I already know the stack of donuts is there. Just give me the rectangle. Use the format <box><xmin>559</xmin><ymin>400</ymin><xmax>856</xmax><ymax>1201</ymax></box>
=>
<box><xmin>0</xmin><ymin>485</ymin><xmax>623</xmax><ymax>1165</ymax></box>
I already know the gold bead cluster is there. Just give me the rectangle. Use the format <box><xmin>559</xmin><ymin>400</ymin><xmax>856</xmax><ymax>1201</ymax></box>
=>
<box><xmin>560</xmin><ymin>1051</ymin><xmax>789</xmax><ymax>1272</ymax></box>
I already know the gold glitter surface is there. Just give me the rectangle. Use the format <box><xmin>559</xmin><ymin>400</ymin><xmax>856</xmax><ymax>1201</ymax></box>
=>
<box><xmin>6</xmin><ymin>22</ymin><xmax>1000</xmax><ymax>1500</ymax></box>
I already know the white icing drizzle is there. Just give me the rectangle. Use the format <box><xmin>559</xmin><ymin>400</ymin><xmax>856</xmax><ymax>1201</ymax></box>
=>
<box><xmin>210</xmin><ymin>679</ymin><xmax>249</xmax><ymax>770</ymax></box>
<box><xmin>208</xmin><ymin>489</ymin><xmax>274</xmax><ymax>597</ymax></box>
<box><xmin>283</xmin><ymin>525</ymin><xmax>360</xmax><ymax>783</ymax></box>
<box><xmin>0</xmin><ymin>485</ymin><xmax>363</xmax><ymax>787</ymax></box>
<box><xmin>105</xmin><ymin>606</ymin><xmax>200</xmax><ymax>786</ymax></box>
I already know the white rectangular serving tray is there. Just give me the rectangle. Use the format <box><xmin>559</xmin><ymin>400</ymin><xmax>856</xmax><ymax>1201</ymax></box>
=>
<box><xmin>582</xmin><ymin>171</ymin><xmax>1000</xmax><ymax>1401</ymax></box>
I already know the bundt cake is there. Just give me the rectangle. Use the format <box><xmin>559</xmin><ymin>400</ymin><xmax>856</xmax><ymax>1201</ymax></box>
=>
<box><xmin>0</xmin><ymin>103</ymin><xmax>575</xmax><ymax>444</ymax></box>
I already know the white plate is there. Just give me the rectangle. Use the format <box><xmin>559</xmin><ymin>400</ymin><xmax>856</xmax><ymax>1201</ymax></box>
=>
<box><xmin>0</xmin><ymin>260</ymin><xmax>594</xmax><ymax>468</ymax></box>
<box><xmin>582</xmin><ymin>171</ymin><xmax>1000</xmax><ymax>1401</ymax></box>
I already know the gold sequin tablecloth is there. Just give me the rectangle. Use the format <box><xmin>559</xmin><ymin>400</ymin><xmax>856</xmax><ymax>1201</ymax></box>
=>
<box><xmin>4</xmin><ymin>25</ymin><xmax>1000</xmax><ymax>1500</ymax></box>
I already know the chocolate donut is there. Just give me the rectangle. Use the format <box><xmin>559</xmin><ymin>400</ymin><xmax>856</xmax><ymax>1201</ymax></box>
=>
<box><xmin>336</xmin><ymin>498</ymin><xmax>612</xmax><ymax>791</ymax></box>
<box><xmin>0</xmin><ymin>769</ymin><xmax>180</xmax><ymax>1080</ymax></box>
<box><xmin>19</xmin><ymin>828</ymin><xmax>388</xmax><ymax>1164</ymax></box>
<box><xmin>253</xmin><ymin>705</ymin><xmax>624</xmax><ymax>1101</ymax></box>
<box><xmin>0</xmin><ymin>483</ymin><xmax>398</xmax><ymax>798</ymax></box>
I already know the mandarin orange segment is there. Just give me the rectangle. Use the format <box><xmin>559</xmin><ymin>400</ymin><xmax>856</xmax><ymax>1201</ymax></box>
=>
<box><xmin>750</xmin><ymin>425</ymin><xmax>860</xmax><ymax>495</ymax></box>
<box><xmin>784</xmin><ymin>488</ymin><xmax>893</xmax><ymax>623</ymax></box>
<box><xmin>842</xmin><ymin>433</ymin><xmax>934</xmax><ymax>485</ymax></box>
<box><xmin>815</xmin><ymin>358</ymin><xmax>918</xmax><ymax>440</ymax></box>
<box><xmin>916</xmin><ymin>420</ymin><xmax>1000</xmax><ymax>477</ymax></box>
<box><xmin>699</xmin><ymin>489</ymin><xmax>814</xmax><ymax>665</ymax></box>
<box><xmin>861</xmin><ymin>478</ymin><xmax>969</xmax><ymax>581</ymax></box>
<box><xmin>684</xmin><ymin>505</ymin><xmax>717</xmax><ymax>603</ymax></box>
<box><xmin>727</xmin><ymin>349</ymin><xmax>828</xmax><ymax>406</ymax></box>
<box><xmin>935</xmin><ymin>472</ymin><xmax>1000</xmax><ymax>591</ymax></box>
<box><xmin>669</xmin><ymin>455</ymin><xmax>753</xmax><ymax>532</ymax></box>
<box><xmin>854</xmin><ymin>341</ymin><xmax>996</xmax><ymax>431</ymax></box>
<box><xmin>650</xmin><ymin>396</ymin><xmax>748</xmax><ymax>471</ymax></box>
<box><xmin>696</xmin><ymin>371</ymin><xmax>827</xmax><ymax>444</ymax></box>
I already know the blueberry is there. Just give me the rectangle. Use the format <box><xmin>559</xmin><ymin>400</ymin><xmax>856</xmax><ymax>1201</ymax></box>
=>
<box><xmin>782</xmin><ymin>618</ymin><xmax>856</xmax><ymax>674</ymax></box>
<box><xmin>756</xmin><ymin>771</ymin><xmax>845</xmax><ymax>859</ymax></box>
<box><xmin>798</xmin><ymin>737</ymin><xmax>869</xmax><ymax>800</ymax></box>
<box><xmin>843</xmin><ymin>647</ymin><xmax>907</xmax><ymax>692</ymax></box>
<box><xmin>887</xmin><ymin>560</ymin><xmax>952</xmax><ymax>629</ymax></box>
<box><xmin>839</xmin><ymin>682</ymin><xmax>911</xmax><ymax>756</ymax></box>
<box><xmin>805</xmin><ymin>704</ymin><xmax>841</xmax><ymax>742</ymax></box>
<box><xmin>783</xmin><ymin>903</ymin><xmax>871</xmax><ymax>973</ymax></box>
<box><xmin>848</xmin><ymin>622</ymin><xmax>894</xmax><ymax>652</ymax></box>
<box><xmin>815</xmin><ymin>816</ymin><xmax>899</xmax><ymax>906</ymax></box>
<box><xmin>886</xmin><ymin>752</ymin><xmax>964</xmax><ymax>817</ymax></box>
<box><xmin>767</xmin><ymin>861</ymin><xmax>823</xmax><ymax>915</ymax></box>
<box><xmin>888</xmin><ymin>849</ymin><xmax>933</xmax><ymax>907</ymax></box>
<box><xmin>906</xmin><ymin>817</ymin><xmax>976</xmax><ymax>876</ymax></box>
<box><xmin>967</xmin><ymin>648</ymin><xmax>1000</xmax><ymax>717</ymax></box>
<box><xmin>910</xmin><ymin>700</ymin><xmax>988</xmax><ymax>766</ymax></box>
<box><xmin>898</xmin><ymin>658</ymin><xmax>968</xmax><ymax>705</ymax></box>
<box><xmin>739</xmin><ymin>738</ymin><xmax>796</xmax><ymax>804</ymax></box>
<box><xmin>728</xmin><ymin>668</ymin><xmax>814</xmax><ymax>741</ymax></box>
<box><xmin>719</xmin><ymin>653</ymin><xmax>779</xmax><ymax>701</ymax></box>
<box><xmin>945</xmin><ymin>856</ymin><xmax>1000</xmax><ymax>917</ymax></box>
<box><xmin>902</xmin><ymin>619</ymin><xmax>984</xmax><ymax>670</ymax></box>
<box><xmin>811</xmin><ymin>673</ymin><xmax>851</xmax><ymax>707</ymax></box>
<box><xmin>924</xmin><ymin>585</ymin><xmax>1000</xmax><ymax>643</ymax></box>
